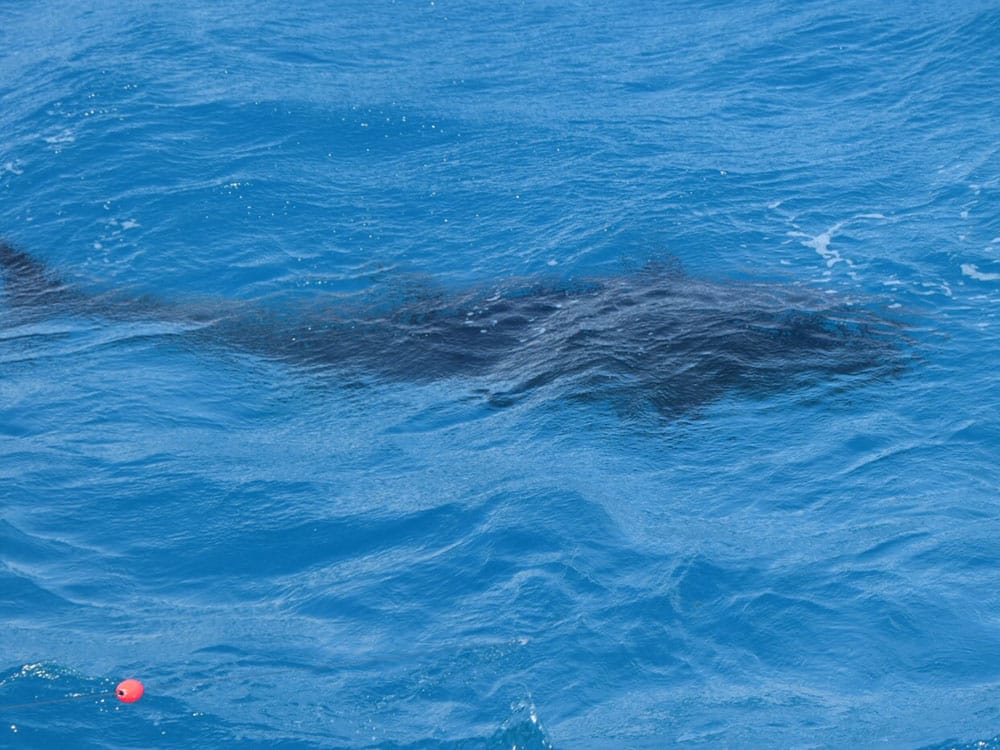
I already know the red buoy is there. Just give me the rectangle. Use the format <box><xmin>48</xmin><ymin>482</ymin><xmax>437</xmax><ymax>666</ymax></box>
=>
<box><xmin>115</xmin><ymin>679</ymin><xmax>144</xmax><ymax>703</ymax></box>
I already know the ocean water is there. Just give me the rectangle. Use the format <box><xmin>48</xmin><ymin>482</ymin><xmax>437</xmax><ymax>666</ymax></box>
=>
<box><xmin>1</xmin><ymin>0</ymin><xmax>999</xmax><ymax>747</ymax></box>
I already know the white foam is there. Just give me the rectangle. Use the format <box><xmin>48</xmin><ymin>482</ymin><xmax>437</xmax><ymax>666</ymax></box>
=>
<box><xmin>788</xmin><ymin>222</ymin><xmax>855</xmax><ymax>271</ymax></box>
<box><xmin>43</xmin><ymin>129</ymin><xmax>75</xmax><ymax>145</ymax></box>
<box><xmin>961</xmin><ymin>263</ymin><xmax>1000</xmax><ymax>282</ymax></box>
<box><xmin>789</xmin><ymin>214</ymin><xmax>889</xmax><ymax>279</ymax></box>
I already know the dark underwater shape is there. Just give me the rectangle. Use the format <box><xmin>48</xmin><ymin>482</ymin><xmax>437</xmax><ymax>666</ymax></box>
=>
<box><xmin>0</xmin><ymin>241</ymin><xmax>905</xmax><ymax>417</ymax></box>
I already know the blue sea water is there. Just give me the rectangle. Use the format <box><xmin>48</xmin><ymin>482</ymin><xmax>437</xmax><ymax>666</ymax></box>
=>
<box><xmin>1</xmin><ymin>0</ymin><xmax>999</xmax><ymax>747</ymax></box>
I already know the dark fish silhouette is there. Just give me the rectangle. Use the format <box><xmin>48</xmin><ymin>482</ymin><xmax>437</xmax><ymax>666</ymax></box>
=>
<box><xmin>0</xmin><ymin>240</ymin><xmax>904</xmax><ymax>416</ymax></box>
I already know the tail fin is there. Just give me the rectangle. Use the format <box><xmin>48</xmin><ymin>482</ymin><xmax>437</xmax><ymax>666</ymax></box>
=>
<box><xmin>0</xmin><ymin>241</ymin><xmax>77</xmax><ymax>309</ymax></box>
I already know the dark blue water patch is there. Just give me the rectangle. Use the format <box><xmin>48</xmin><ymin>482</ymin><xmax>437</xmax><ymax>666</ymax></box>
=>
<box><xmin>0</xmin><ymin>663</ymin><xmax>335</xmax><ymax>750</ymax></box>
<box><xmin>0</xmin><ymin>662</ymin><xmax>557</xmax><ymax>748</ymax></box>
<box><xmin>1</xmin><ymin>241</ymin><xmax>912</xmax><ymax>425</ymax></box>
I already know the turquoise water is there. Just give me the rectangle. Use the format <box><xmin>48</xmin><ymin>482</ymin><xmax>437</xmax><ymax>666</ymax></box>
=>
<box><xmin>1</xmin><ymin>1</ymin><xmax>999</xmax><ymax>747</ymax></box>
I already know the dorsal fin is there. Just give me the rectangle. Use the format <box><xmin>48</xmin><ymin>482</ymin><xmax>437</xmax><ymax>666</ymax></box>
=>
<box><xmin>0</xmin><ymin>241</ymin><xmax>75</xmax><ymax>308</ymax></box>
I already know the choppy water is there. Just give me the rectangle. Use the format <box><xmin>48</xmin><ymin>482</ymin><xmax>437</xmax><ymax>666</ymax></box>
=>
<box><xmin>1</xmin><ymin>1</ymin><xmax>999</xmax><ymax>747</ymax></box>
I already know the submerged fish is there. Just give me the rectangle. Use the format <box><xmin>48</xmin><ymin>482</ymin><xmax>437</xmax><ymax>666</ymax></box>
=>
<box><xmin>0</xmin><ymin>240</ymin><xmax>905</xmax><ymax>417</ymax></box>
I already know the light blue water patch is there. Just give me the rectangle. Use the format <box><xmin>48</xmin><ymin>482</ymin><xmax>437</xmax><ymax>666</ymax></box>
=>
<box><xmin>1</xmin><ymin>0</ymin><xmax>999</xmax><ymax>747</ymax></box>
